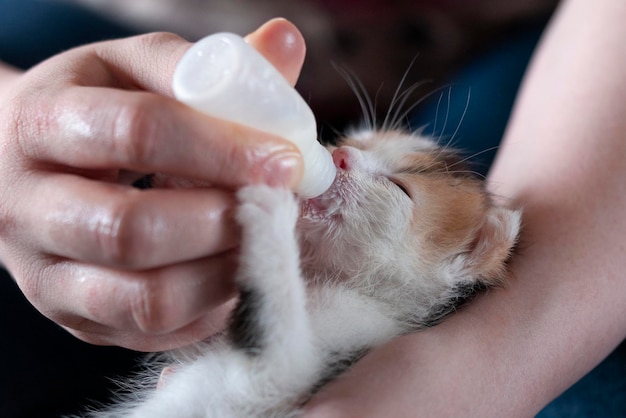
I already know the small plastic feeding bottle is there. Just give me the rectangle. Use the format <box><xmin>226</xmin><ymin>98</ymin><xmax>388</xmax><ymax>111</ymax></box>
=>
<box><xmin>172</xmin><ymin>32</ymin><xmax>336</xmax><ymax>198</ymax></box>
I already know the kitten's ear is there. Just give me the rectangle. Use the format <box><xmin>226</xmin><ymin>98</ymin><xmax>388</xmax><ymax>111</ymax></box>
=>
<box><xmin>460</xmin><ymin>206</ymin><xmax>522</xmax><ymax>284</ymax></box>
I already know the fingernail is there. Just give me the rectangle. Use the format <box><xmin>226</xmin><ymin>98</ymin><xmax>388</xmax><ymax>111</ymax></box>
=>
<box><xmin>264</xmin><ymin>151</ymin><xmax>303</xmax><ymax>188</ymax></box>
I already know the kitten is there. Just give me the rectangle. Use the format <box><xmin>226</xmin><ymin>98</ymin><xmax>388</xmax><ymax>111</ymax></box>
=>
<box><xmin>93</xmin><ymin>128</ymin><xmax>521</xmax><ymax>418</ymax></box>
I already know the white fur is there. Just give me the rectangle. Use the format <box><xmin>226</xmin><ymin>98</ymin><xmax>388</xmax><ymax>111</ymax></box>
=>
<box><xmin>90</xmin><ymin>131</ymin><xmax>520</xmax><ymax>418</ymax></box>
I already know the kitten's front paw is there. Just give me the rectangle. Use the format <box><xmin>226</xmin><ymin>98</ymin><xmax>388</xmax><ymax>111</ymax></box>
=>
<box><xmin>236</xmin><ymin>185</ymin><xmax>299</xmax><ymax>234</ymax></box>
<box><xmin>235</xmin><ymin>186</ymin><xmax>301</xmax><ymax>290</ymax></box>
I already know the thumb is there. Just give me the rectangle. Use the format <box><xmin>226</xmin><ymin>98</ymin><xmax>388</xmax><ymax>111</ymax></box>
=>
<box><xmin>90</xmin><ymin>19</ymin><xmax>305</xmax><ymax>96</ymax></box>
<box><xmin>245</xmin><ymin>18</ymin><xmax>307</xmax><ymax>87</ymax></box>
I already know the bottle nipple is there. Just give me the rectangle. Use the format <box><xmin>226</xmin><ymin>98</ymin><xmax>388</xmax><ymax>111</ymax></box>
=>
<box><xmin>172</xmin><ymin>32</ymin><xmax>336</xmax><ymax>198</ymax></box>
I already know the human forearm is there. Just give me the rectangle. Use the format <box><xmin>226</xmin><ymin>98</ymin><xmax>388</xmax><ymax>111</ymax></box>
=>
<box><xmin>488</xmin><ymin>0</ymin><xmax>626</xmax><ymax>374</ymax></box>
<box><xmin>484</xmin><ymin>0</ymin><xmax>626</xmax><ymax>400</ymax></box>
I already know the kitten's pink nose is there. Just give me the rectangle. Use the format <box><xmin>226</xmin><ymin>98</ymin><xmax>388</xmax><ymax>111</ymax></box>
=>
<box><xmin>332</xmin><ymin>147</ymin><xmax>352</xmax><ymax>170</ymax></box>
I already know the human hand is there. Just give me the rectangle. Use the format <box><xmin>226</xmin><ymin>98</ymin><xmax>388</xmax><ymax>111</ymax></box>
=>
<box><xmin>0</xmin><ymin>18</ymin><xmax>305</xmax><ymax>352</ymax></box>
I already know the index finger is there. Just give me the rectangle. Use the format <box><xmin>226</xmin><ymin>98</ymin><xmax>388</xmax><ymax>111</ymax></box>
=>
<box><xmin>17</xmin><ymin>84</ymin><xmax>303</xmax><ymax>188</ymax></box>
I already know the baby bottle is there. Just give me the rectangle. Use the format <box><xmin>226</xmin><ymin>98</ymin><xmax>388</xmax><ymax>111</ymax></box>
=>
<box><xmin>172</xmin><ymin>32</ymin><xmax>336</xmax><ymax>198</ymax></box>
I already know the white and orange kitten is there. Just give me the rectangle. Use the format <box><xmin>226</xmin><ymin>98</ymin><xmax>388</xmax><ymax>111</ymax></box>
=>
<box><xmin>93</xmin><ymin>128</ymin><xmax>521</xmax><ymax>417</ymax></box>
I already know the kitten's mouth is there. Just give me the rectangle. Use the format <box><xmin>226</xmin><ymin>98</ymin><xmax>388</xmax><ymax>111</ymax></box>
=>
<box><xmin>300</xmin><ymin>171</ymin><xmax>348</xmax><ymax>219</ymax></box>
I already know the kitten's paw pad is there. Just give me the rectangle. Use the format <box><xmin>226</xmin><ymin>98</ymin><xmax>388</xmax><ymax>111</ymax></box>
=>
<box><xmin>236</xmin><ymin>185</ymin><xmax>299</xmax><ymax>229</ymax></box>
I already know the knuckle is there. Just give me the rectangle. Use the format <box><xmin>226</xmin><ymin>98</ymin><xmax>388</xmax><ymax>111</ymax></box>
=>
<box><xmin>128</xmin><ymin>279</ymin><xmax>177</xmax><ymax>334</ymax></box>
<box><xmin>16</xmin><ymin>254</ymin><xmax>60</xmax><ymax>307</ymax></box>
<box><xmin>80</xmin><ymin>276</ymin><xmax>128</xmax><ymax>338</ymax></box>
<box><xmin>211</xmin><ymin>129</ymin><xmax>260</xmax><ymax>185</ymax></box>
<box><xmin>17</xmin><ymin>257</ymin><xmax>90</xmax><ymax>329</ymax></box>
<box><xmin>5</xmin><ymin>95</ymin><xmax>49</xmax><ymax>161</ymax></box>
<box><xmin>94</xmin><ymin>194</ymin><xmax>142</xmax><ymax>267</ymax></box>
<box><xmin>137</xmin><ymin>32</ymin><xmax>184</xmax><ymax>49</ymax></box>
<box><xmin>16</xmin><ymin>262</ymin><xmax>45</xmax><ymax>305</ymax></box>
<box><xmin>79</xmin><ymin>270</ymin><xmax>176</xmax><ymax>335</ymax></box>
<box><xmin>93</xmin><ymin>191</ymin><xmax>168</xmax><ymax>269</ymax></box>
<box><xmin>111</xmin><ymin>98</ymin><xmax>162</xmax><ymax>166</ymax></box>
<box><xmin>82</xmin><ymin>280</ymin><xmax>107</xmax><ymax>323</ymax></box>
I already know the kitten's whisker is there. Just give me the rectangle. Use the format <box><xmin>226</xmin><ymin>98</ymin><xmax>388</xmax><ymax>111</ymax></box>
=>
<box><xmin>383</xmin><ymin>56</ymin><xmax>418</xmax><ymax>131</ymax></box>
<box><xmin>387</xmin><ymin>80</ymin><xmax>431</xmax><ymax>131</ymax></box>
<box><xmin>446</xmin><ymin>170</ymin><xmax>487</xmax><ymax>180</ymax></box>
<box><xmin>358</xmin><ymin>77</ymin><xmax>377</xmax><ymax>131</ymax></box>
<box><xmin>416</xmin><ymin>159</ymin><xmax>448</xmax><ymax>175</ymax></box>
<box><xmin>428</xmin><ymin>86</ymin><xmax>470</xmax><ymax>167</ymax></box>
<box><xmin>383</xmin><ymin>84</ymin><xmax>455</xmax><ymax>134</ymax></box>
<box><xmin>447</xmin><ymin>146</ymin><xmax>502</xmax><ymax>169</ymax></box>
<box><xmin>343</xmin><ymin>65</ymin><xmax>377</xmax><ymax>130</ymax></box>
<box><xmin>435</xmin><ymin>87</ymin><xmax>452</xmax><ymax>148</ymax></box>
<box><xmin>433</xmin><ymin>91</ymin><xmax>445</xmax><ymax>139</ymax></box>
<box><xmin>373</xmin><ymin>82</ymin><xmax>385</xmax><ymax>128</ymax></box>
<box><xmin>447</xmin><ymin>87</ymin><xmax>471</xmax><ymax>150</ymax></box>
<box><xmin>333</xmin><ymin>63</ymin><xmax>376</xmax><ymax>130</ymax></box>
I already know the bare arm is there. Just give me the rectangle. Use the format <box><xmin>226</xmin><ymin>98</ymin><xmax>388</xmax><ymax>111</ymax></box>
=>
<box><xmin>305</xmin><ymin>0</ymin><xmax>626</xmax><ymax>415</ymax></box>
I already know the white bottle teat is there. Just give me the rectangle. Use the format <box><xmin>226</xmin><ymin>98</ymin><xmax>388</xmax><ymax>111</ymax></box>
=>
<box><xmin>172</xmin><ymin>32</ymin><xmax>336</xmax><ymax>198</ymax></box>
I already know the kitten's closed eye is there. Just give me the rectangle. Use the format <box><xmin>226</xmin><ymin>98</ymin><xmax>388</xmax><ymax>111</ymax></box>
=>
<box><xmin>390</xmin><ymin>178</ymin><xmax>411</xmax><ymax>198</ymax></box>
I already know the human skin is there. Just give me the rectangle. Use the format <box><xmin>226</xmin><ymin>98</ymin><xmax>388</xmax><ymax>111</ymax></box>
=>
<box><xmin>304</xmin><ymin>0</ymin><xmax>626</xmax><ymax>416</ymax></box>
<box><xmin>0</xmin><ymin>19</ymin><xmax>306</xmax><ymax>352</ymax></box>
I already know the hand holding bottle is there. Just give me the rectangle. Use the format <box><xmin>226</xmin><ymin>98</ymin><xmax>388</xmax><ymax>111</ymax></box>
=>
<box><xmin>0</xmin><ymin>19</ymin><xmax>306</xmax><ymax>352</ymax></box>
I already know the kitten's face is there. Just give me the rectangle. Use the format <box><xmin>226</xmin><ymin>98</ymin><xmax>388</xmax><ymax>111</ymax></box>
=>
<box><xmin>298</xmin><ymin>129</ymin><xmax>520</xmax><ymax>287</ymax></box>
